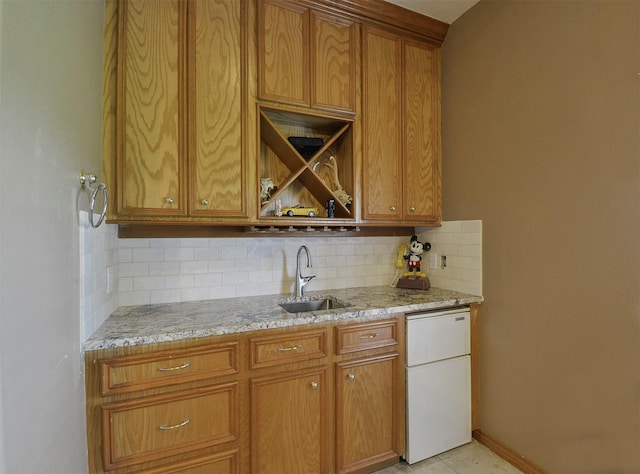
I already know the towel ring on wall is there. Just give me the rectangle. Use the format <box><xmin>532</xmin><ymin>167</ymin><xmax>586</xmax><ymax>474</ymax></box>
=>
<box><xmin>79</xmin><ymin>171</ymin><xmax>108</xmax><ymax>228</ymax></box>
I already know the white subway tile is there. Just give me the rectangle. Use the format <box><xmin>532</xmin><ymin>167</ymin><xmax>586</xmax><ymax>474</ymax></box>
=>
<box><xmin>440</xmin><ymin>221</ymin><xmax>462</xmax><ymax>232</ymax></box>
<box><xmin>151</xmin><ymin>289</ymin><xmax>181</xmax><ymax>304</ymax></box>
<box><xmin>149</xmin><ymin>261</ymin><xmax>180</xmax><ymax>275</ymax></box>
<box><xmin>117</xmin><ymin>248</ymin><xmax>132</xmax><ymax>263</ymax></box>
<box><xmin>195</xmin><ymin>273</ymin><xmax>223</xmax><ymax>287</ymax></box>
<box><xmin>119</xmin><ymin>238</ymin><xmax>149</xmax><ymax>248</ymax></box>
<box><xmin>210</xmin><ymin>285</ymin><xmax>237</xmax><ymax>299</ymax></box>
<box><xmin>260</xmin><ymin>281</ymin><xmax>285</xmax><ymax>295</ymax></box>
<box><xmin>194</xmin><ymin>247</ymin><xmax>222</xmax><ymax>260</ymax></box>
<box><xmin>150</xmin><ymin>238</ymin><xmax>180</xmax><ymax>248</ymax></box>
<box><xmin>118</xmin><ymin>262</ymin><xmax>149</xmax><ymax>277</ymax></box>
<box><xmin>210</xmin><ymin>238</ymin><xmax>237</xmax><ymax>247</ymax></box>
<box><xmin>133</xmin><ymin>276</ymin><xmax>165</xmax><ymax>291</ymax></box>
<box><xmin>180</xmin><ymin>238</ymin><xmax>210</xmax><ymax>248</ymax></box>
<box><xmin>165</xmin><ymin>247</ymin><xmax>194</xmax><ymax>261</ymax></box>
<box><xmin>249</xmin><ymin>270</ymin><xmax>274</xmax><ymax>283</ymax></box>
<box><xmin>336</xmin><ymin>245</ymin><xmax>355</xmax><ymax>256</ymax></box>
<box><xmin>165</xmin><ymin>275</ymin><xmax>195</xmax><ymax>289</ymax></box>
<box><xmin>220</xmin><ymin>246</ymin><xmax>248</xmax><ymax>260</ymax></box>
<box><xmin>119</xmin><ymin>291</ymin><xmax>150</xmax><ymax>306</ymax></box>
<box><xmin>181</xmin><ymin>287</ymin><xmax>210</xmax><ymax>302</ymax></box>
<box><xmin>462</xmin><ymin>245</ymin><xmax>482</xmax><ymax>258</ymax></box>
<box><xmin>208</xmin><ymin>260</ymin><xmax>230</xmax><ymax>272</ymax></box>
<box><xmin>311</xmin><ymin>256</ymin><xmax>328</xmax><ymax>268</ymax></box>
<box><xmin>118</xmin><ymin>277</ymin><xmax>133</xmax><ymax>292</ymax></box>
<box><xmin>132</xmin><ymin>248</ymin><xmax>165</xmax><ymax>263</ymax></box>
<box><xmin>223</xmin><ymin>271</ymin><xmax>250</xmax><ymax>285</ymax></box>
<box><xmin>180</xmin><ymin>260</ymin><xmax>208</xmax><ymax>274</ymax></box>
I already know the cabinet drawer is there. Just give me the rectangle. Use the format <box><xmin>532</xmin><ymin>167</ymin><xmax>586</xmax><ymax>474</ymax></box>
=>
<box><xmin>250</xmin><ymin>329</ymin><xmax>327</xmax><ymax>369</ymax></box>
<box><xmin>100</xmin><ymin>343</ymin><xmax>239</xmax><ymax>396</ymax></box>
<box><xmin>335</xmin><ymin>319</ymin><xmax>399</xmax><ymax>354</ymax></box>
<box><xmin>101</xmin><ymin>383</ymin><xmax>238</xmax><ymax>471</ymax></box>
<box><xmin>138</xmin><ymin>449</ymin><xmax>239</xmax><ymax>474</ymax></box>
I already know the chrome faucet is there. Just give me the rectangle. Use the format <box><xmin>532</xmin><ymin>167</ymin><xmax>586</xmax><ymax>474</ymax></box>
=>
<box><xmin>294</xmin><ymin>245</ymin><xmax>316</xmax><ymax>298</ymax></box>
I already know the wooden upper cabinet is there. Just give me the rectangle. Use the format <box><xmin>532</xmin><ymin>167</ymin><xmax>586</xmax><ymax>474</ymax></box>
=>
<box><xmin>259</xmin><ymin>0</ymin><xmax>356</xmax><ymax>114</ymax></box>
<box><xmin>310</xmin><ymin>11</ymin><xmax>356</xmax><ymax>112</ymax></box>
<box><xmin>362</xmin><ymin>26</ymin><xmax>441</xmax><ymax>224</ymax></box>
<box><xmin>114</xmin><ymin>0</ymin><xmax>247</xmax><ymax>219</ymax></box>
<box><xmin>117</xmin><ymin>0</ymin><xmax>187</xmax><ymax>216</ymax></box>
<box><xmin>362</xmin><ymin>27</ymin><xmax>402</xmax><ymax>220</ymax></box>
<box><xmin>189</xmin><ymin>0</ymin><xmax>246</xmax><ymax>217</ymax></box>
<box><xmin>403</xmin><ymin>39</ymin><xmax>441</xmax><ymax>222</ymax></box>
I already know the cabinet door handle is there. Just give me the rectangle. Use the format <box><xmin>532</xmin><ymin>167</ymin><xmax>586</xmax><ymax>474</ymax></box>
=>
<box><xmin>358</xmin><ymin>333</ymin><xmax>378</xmax><ymax>340</ymax></box>
<box><xmin>390</xmin><ymin>206</ymin><xmax>397</xmax><ymax>212</ymax></box>
<box><xmin>200</xmin><ymin>199</ymin><xmax>209</xmax><ymax>206</ymax></box>
<box><xmin>159</xmin><ymin>418</ymin><xmax>191</xmax><ymax>430</ymax></box>
<box><xmin>310</xmin><ymin>381</ymin><xmax>319</xmax><ymax>389</ymax></box>
<box><xmin>158</xmin><ymin>362</ymin><xmax>191</xmax><ymax>372</ymax></box>
<box><xmin>165</xmin><ymin>197</ymin><xmax>175</xmax><ymax>205</ymax></box>
<box><xmin>347</xmin><ymin>373</ymin><xmax>356</xmax><ymax>381</ymax></box>
<box><xmin>409</xmin><ymin>206</ymin><xmax>416</xmax><ymax>212</ymax></box>
<box><xmin>277</xmin><ymin>344</ymin><xmax>302</xmax><ymax>352</ymax></box>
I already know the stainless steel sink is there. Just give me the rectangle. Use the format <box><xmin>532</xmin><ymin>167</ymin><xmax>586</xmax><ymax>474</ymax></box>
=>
<box><xmin>279</xmin><ymin>297</ymin><xmax>349</xmax><ymax>313</ymax></box>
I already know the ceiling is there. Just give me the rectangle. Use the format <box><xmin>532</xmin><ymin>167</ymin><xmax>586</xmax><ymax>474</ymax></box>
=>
<box><xmin>385</xmin><ymin>0</ymin><xmax>480</xmax><ymax>24</ymax></box>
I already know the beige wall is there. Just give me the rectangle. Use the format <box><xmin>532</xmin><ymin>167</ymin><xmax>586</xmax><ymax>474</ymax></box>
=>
<box><xmin>441</xmin><ymin>0</ymin><xmax>640</xmax><ymax>472</ymax></box>
<box><xmin>0</xmin><ymin>0</ymin><xmax>103</xmax><ymax>471</ymax></box>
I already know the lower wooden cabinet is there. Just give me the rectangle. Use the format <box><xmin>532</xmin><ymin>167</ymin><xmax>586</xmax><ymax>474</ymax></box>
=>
<box><xmin>336</xmin><ymin>354</ymin><xmax>401</xmax><ymax>473</ymax></box>
<box><xmin>251</xmin><ymin>368</ymin><xmax>328</xmax><ymax>473</ymax></box>
<box><xmin>85</xmin><ymin>317</ymin><xmax>404</xmax><ymax>473</ymax></box>
<box><xmin>101</xmin><ymin>383</ymin><xmax>239</xmax><ymax>471</ymax></box>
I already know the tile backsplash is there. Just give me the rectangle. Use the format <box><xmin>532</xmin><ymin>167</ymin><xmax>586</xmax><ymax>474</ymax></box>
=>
<box><xmin>115</xmin><ymin>235</ymin><xmax>407</xmax><ymax>306</ymax></box>
<box><xmin>417</xmin><ymin>220</ymin><xmax>483</xmax><ymax>296</ymax></box>
<box><xmin>79</xmin><ymin>211</ymin><xmax>119</xmax><ymax>340</ymax></box>
<box><xmin>80</xmin><ymin>220</ymin><xmax>483</xmax><ymax>341</ymax></box>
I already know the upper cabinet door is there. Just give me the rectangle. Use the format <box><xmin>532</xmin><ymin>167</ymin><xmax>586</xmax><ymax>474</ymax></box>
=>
<box><xmin>403</xmin><ymin>39</ymin><xmax>441</xmax><ymax>222</ymax></box>
<box><xmin>189</xmin><ymin>0</ymin><xmax>247</xmax><ymax>217</ymax></box>
<box><xmin>362</xmin><ymin>26</ymin><xmax>442</xmax><ymax>225</ymax></box>
<box><xmin>362</xmin><ymin>27</ymin><xmax>402</xmax><ymax>220</ymax></box>
<box><xmin>259</xmin><ymin>0</ymin><xmax>355</xmax><ymax>114</ymax></box>
<box><xmin>118</xmin><ymin>0</ymin><xmax>187</xmax><ymax>217</ymax></box>
<box><xmin>259</xmin><ymin>0</ymin><xmax>309</xmax><ymax>107</ymax></box>
<box><xmin>310</xmin><ymin>11</ymin><xmax>356</xmax><ymax>113</ymax></box>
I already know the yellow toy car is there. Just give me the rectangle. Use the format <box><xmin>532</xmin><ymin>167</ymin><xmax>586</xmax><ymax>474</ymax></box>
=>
<box><xmin>281</xmin><ymin>205</ymin><xmax>319</xmax><ymax>217</ymax></box>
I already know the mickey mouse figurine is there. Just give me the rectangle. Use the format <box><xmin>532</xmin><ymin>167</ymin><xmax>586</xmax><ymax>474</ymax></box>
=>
<box><xmin>403</xmin><ymin>235</ymin><xmax>431</xmax><ymax>279</ymax></box>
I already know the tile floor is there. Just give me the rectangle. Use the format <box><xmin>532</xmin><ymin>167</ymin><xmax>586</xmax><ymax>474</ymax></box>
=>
<box><xmin>375</xmin><ymin>440</ymin><xmax>524</xmax><ymax>474</ymax></box>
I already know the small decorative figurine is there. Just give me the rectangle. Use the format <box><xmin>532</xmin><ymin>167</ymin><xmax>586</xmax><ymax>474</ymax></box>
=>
<box><xmin>260</xmin><ymin>178</ymin><xmax>275</xmax><ymax>203</ymax></box>
<box><xmin>396</xmin><ymin>235</ymin><xmax>431</xmax><ymax>290</ymax></box>
<box><xmin>325</xmin><ymin>155</ymin><xmax>353</xmax><ymax>206</ymax></box>
<box><xmin>404</xmin><ymin>235</ymin><xmax>430</xmax><ymax>276</ymax></box>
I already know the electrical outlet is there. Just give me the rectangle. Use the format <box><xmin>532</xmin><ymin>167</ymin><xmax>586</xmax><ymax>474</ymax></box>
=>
<box><xmin>429</xmin><ymin>253</ymin><xmax>438</xmax><ymax>269</ymax></box>
<box><xmin>440</xmin><ymin>255</ymin><xmax>447</xmax><ymax>269</ymax></box>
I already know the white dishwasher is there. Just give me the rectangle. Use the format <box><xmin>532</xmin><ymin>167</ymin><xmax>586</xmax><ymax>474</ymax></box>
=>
<box><xmin>405</xmin><ymin>307</ymin><xmax>471</xmax><ymax>464</ymax></box>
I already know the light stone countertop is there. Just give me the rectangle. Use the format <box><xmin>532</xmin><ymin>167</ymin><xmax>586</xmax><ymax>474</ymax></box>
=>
<box><xmin>83</xmin><ymin>286</ymin><xmax>483</xmax><ymax>351</ymax></box>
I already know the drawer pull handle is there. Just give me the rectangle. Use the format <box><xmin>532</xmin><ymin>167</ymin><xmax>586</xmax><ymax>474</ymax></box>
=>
<box><xmin>358</xmin><ymin>333</ymin><xmax>378</xmax><ymax>340</ymax></box>
<box><xmin>158</xmin><ymin>362</ymin><xmax>191</xmax><ymax>372</ymax></box>
<box><xmin>159</xmin><ymin>418</ymin><xmax>191</xmax><ymax>431</ymax></box>
<box><xmin>277</xmin><ymin>344</ymin><xmax>302</xmax><ymax>352</ymax></box>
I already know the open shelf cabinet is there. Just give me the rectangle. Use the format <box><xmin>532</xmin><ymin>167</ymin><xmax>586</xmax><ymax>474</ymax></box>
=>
<box><xmin>258</xmin><ymin>105</ymin><xmax>355</xmax><ymax>222</ymax></box>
